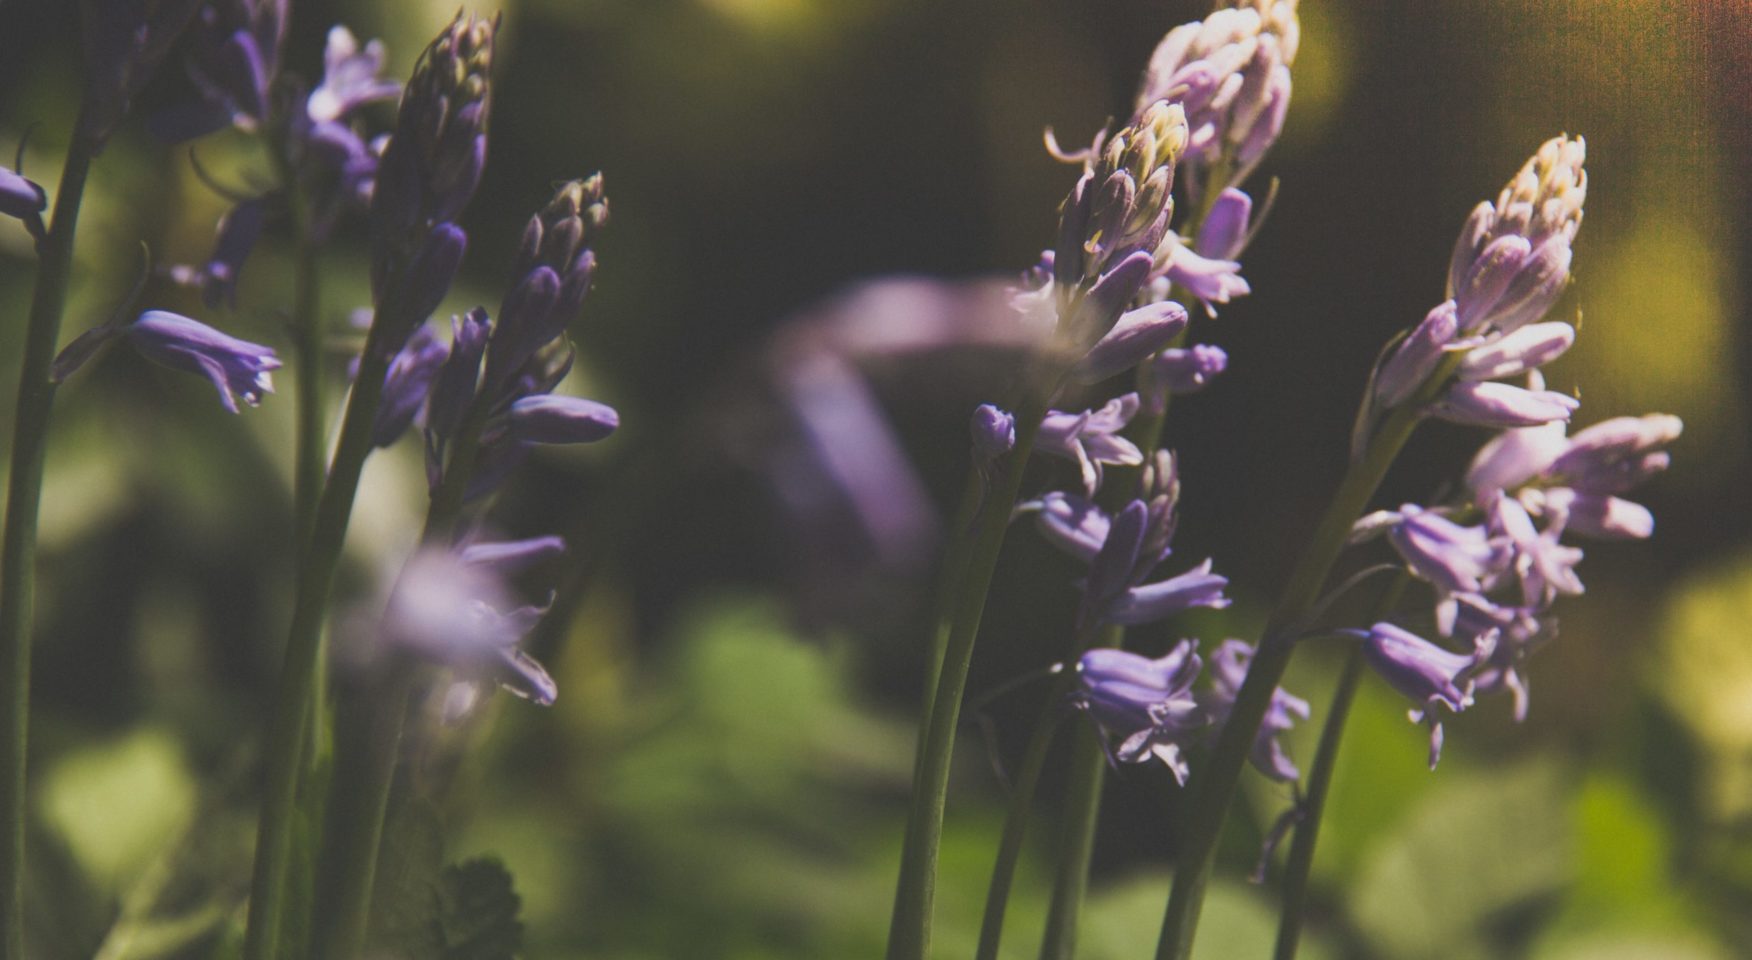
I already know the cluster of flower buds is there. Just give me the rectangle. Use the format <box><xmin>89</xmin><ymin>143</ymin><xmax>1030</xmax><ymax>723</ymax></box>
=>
<box><xmin>1370</xmin><ymin>136</ymin><xmax>1587</xmax><ymax>434</ymax></box>
<box><xmin>1135</xmin><ymin>0</ymin><xmax>1299</xmax><ymax>206</ymax></box>
<box><xmin>367</xmin><ymin>178</ymin><xmax>618</xmax><ymax>504</ymax></box>
<box><xmin>368</xmin><ymin>12</ymin><xmax>495</xmax><ymax>358</ymax></box>
<box><xmin>1072</xmin><ymin>633</ymin><xmax>1307</xmax><ymax>785</ymax></box>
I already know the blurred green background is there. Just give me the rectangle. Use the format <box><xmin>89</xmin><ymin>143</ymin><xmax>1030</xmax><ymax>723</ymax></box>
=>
<box><xmin>2</xmin><ymin>0</ymin><xmax>1749</xmax><ymax>957</ymax></box>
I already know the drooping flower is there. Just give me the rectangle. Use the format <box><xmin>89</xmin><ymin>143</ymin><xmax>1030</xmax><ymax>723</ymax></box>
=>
<box><xmin>505</xmin><ymin>395</ymin><xmax>620</xmax><ymax>445</ymax></box>
<box><xmin>1036</xmin><ymin>393</ymin><xmax>1145</xmax><ymax>496</ymax></box>
<box><xmin>1486</xmin><ymin>491</ymin><xmax>1584</xmax><ymax>607</ymax></box>
<box><xmin>1201</xmin><ymin>639</ymin><xmax>1308</xmax><ymax>782</ymax></box>
<box><xmin>1433</xmin><ymin>377</ymin><xmax>1578</xmax><ymax>429</ymax></box>
<box><xmin>53</xmin><ymin>309</ymin><xmax>280</xmax><ymax>413</ymax></box>
<box><xmin>1073</xmin><ymin>642</ymin><xmax>1207</xmax><ymax>783</ymax></box>
<box><xmin>1143</xmin><ymin>344</ymin><xmax>1228</xmax><ymax>413</ymax></box>
<box><xmin>0</xmin><ymin>164</ymin><xmax>47</xmax><ymax>240</ymax></box>
<box><xmin>1353</xmin><ymin>622</ymin><xmax>1495</xmax><ymax>769</ymax></box>
<box><xmin>306</xmin><ymin>26</ymin><xmax>401</xmax><ymax>124</ymax></box>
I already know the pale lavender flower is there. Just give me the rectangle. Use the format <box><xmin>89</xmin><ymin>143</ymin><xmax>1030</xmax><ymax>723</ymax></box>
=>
<box><xmin>1534</xmin><ymin>487</ymin><xmax>1653</xmax><ymax>540</ymax></box>
<box><xmin>1031</xmin><ymin>491</ymin><xmax>1229</xmax><ymax>628</ymax></box>
<box><xmin>306</xmin><ymin>26</ymin><xmax>401</xmax><ymax>123</ymax></box>
<box><xmin>1465</xmin><ymin>420</ymin><xmax>1569</xmax><ymax>496</ymax></box>
<box><xmin>0</xmin><ymin>165</ymin><xmax>47</xmax><ymax>239</ymax></box>
<box><xmin>1354</xmin><ymin>622</ymin><xmax>1495</xmax><ymax>768</ymax></box>
<box><xmin>1071</xmin><ymin>300</ymin><xmax>1190</xmax><ymax>383</ymax></box>
<box><xmin>1449</xmin><ymin>593</ymin><xmax>1552</xmax><ymax>722</ymax></box>
<box><xmin>1433</xmin><ymin>378</ymin><xmax>1578</xmax><ymax>428</ymax></box>
<box><xmin>505</xmin><ymin>395</ymin><xmax>620</xmax><ymax>445</ymax></box>
<box><xmin>1144</xmin><ymin>345</ymin><xmax>1228</xmax><ymax>412</ymax></box>
<box><xmin>1486</xmin><ymin>492</ymin><xmax>1585</xmax><ymax>607</ymax></box>
<box><xmin>1031</xmin><ymin>491</ymin><xmax>1112</xmax><ymax>562</ymax></box>
<box><xmin>1037</xmin><ymin>393</ymin><xmax>1145</xmax><ymax>495</ymax></box>
<box><xmin>1456</xmin><ymin>321</ymin><xmax>1576</xmax><ymax>382</ymax></box>
<box><xmin>1447</xmin><ymin>136</ymin><xmax>1585</xmax><ymax>334</ymax></box>
<box><xmin>1548</xmin><ymin>414</ymin><xmax>1684</xmax><ymax>494</ymax></box>
<box><xmin>1383</xmin><ymin>503</ymin><xmax>1508</xmax><ymax>633</ymax></box>
<box><xmin>1202</xmin><ymin>639</ymin><xmax>1308</xmax><ymax>782</ymax></box>
<box><xmin>382</xmin><ymin>548</ymin><xmax>557</xmax><ymax>707</ymax></box>
<box><xmin>1375</xmin><ymin>300</ymin><xmax>1458</xmax><ymax>409</ymax></box>
<box><xmin>1073</xmin><ymin>642</ymin><xmax>1206</xmax><ymax>783</ymax></box>
<box><xmin>1151</xmin><ymin>236</ymin><xmax>1250</xmax><ymax>316</ymax></box>
<box><xmin>1195</xmin><ymin>187</ymin><xmax>1256</xmax><ymax>261</ymax></box>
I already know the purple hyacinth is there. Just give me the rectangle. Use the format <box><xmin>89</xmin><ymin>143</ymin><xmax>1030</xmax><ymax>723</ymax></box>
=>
<box><xmin>372</xmin><ymin>324</ymin><xmax>450</xmax><ymax>446</ymax></box>
<box><xmin>1037</xmin><ymin>393</ymin><xmax>1145</xmax><ymax>496</ymax></box>
<box><xmin>505</xmin><ymin>395</ymin><xmax>620</xmax><ymax>445</ymax></box>
<box><xmin>306</xmin><ymin>26</ymin><xmax>401</xmax><ymax>124</ymax></box>
<box><xmin>0</xmin><ymin>164</ymin><xmax>47</xmax><ymax>240</ymax></box>
<box><xmin>1433</xmin><ymin>377</ymin><xmax>1579</xmax><ymax>429</ymax></box>
<box><xmin>1143</xmin><ymin>344</ymin><xmax>1228</xmax><ymax>413</ymax></box>
<box><xmin>1354</xmin><ymin>622</ymin><xmax>1495</xmax><ymax>769</ymax></box>
<box><xmin>1447</xmin><ymin>135</ymin><xmax>1585</xmax><ymax>335</ymax></box>
<box><xmin>969</xmin><ymin>404</ymin><xmax>1016</xmax><ymax>464</ymax></box>
<box><xmin>1073</xmin><ymin>643</ymin><xmax>1207</xmax><ymax>784</ymax></box>
<box><xmin>1201</xmin><ymin>639</ymin><xmax>1309</xmax><ymax>782</ymax></box>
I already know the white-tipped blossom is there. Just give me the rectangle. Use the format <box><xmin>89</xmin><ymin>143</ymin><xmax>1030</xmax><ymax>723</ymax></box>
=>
<box><xmin>1447</xmin><ymin>135</ymin><xmax>1586</xmax><ymax>335</ymax></box>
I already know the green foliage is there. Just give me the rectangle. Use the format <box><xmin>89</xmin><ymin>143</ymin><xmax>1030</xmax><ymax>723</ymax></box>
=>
<box><xmin>436</xmin><ymin>859</ymin><xmax>526</xmax><ymax>960</ymax></box>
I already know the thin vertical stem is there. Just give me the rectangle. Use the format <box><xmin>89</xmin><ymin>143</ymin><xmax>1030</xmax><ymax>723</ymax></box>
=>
<box><xmin>1037</xmin><ymin>723</ymin><xmax>1106</xmax><ymax>960</ymax></box>
<box><xmin>0</xmin><ymin>118</ymin><xmax>98</xmax><ymax>960</ymax></box>
<box><xmin>243</xmin><ymin>346</ymin><xmax>391</xmax><ymax>960</ymax></box>
<box><xmin>974</xmin><ymin>702</ymin><xmax>1065</xmax><ymax>960</ymax></box>
<box><xmin>1154</xmin><ymin>357</ymin><xmax>1458</xmax><ymax>960</ymax></box>
<box><xmin>886</xmin><ymin>391</ymin><xmax>1049</xmax><ymax>960</ymax></box>
<box><xmin>1273</xmin><ymin>574</ymin><xmax>1410</xmax><ymax>960</ymax></box>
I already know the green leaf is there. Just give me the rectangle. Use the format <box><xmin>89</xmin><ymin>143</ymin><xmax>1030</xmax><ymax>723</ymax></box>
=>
<box><xmin>367</xmin><ymin>800</ymin><xmax>447</xmax><ymax>959</ymax></box>
<box><xmin>436</xmin><ymin>858</ymin><xmax>524</xmax><ymax>960</ymax></box>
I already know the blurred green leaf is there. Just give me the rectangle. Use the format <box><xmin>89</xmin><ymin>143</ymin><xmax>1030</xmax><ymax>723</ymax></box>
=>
<box><xmin>369</xmin><ymin>800</ymin><xmax>448</xmax><ymax>958</ymax></box>
<box><xmin>39</xmin><ymin>728</ymin><xmax>196</xmax><ymax>894</ymax></box>
<box><xmin>1349</xmin><ymin>759</ymin><xmax>1572</xmax><ymax>959</ymax></box>
<box><xmin>1078</xmin><ymin>873</ymin><xmax>1332</xmax><ymax>960</ymax></box>
<box><xmin>1654</xmin><ymin>555</ymin><xmax>1752</xmax><ymax>819</ymax></box>
<box><xmin>437</xmin><ymin>858</ymin><xmax>525</xmax><ymax>960</ymax></box>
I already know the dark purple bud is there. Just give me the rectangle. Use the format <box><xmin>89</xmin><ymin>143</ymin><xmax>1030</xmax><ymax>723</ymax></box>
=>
<box><xmin>1083</xmin><ymin>501</ymin><xmax>1149</xmax><ymax>618</ymax></box>
<box><xmin>372</xmin><ymin>325</ymin><xmax>449</xmax><ymax>447</ymax></box>
<box><xmin>507</xmin><ymin>394</ymin><xmax>619</xmax><ymax>444</ymax></box>
<box><xmin>1146</xmin><ymin>344</ymin><xmax>1228</xmax><ymax>404</ymax></box>
<box><xmin>969</xmin><ymin>403</ymin><xmax>1015</xmax><ymax>463</ymax></box>
<box><xmin>1453</xmin><ymin>235</ymin><xmax>1531</xmax><ymax>333</ymax></box>
<box><xmin>429</xmin><ymin>307</ymin><xmax>492</xmax><ymax>439</ymax></box>
<box><xmin>1072</xmin><ymin>300</ymin><xmax>1189</xmax><ymax>384</ymax></box>
<box><xmin>1066</xmin><ymin>249</ymin><xmax>1155</xmax><ymax>344</ymax></box>
<box><xmin>121</xmin><ymin>309</ymin><xmax>281</xmax><ymax>413</ymax></box>
<box><xmin>1376</xmin><ymin>300</ymin><xmax>1459</xmax><ymax>408</ymax></box>
<box><xmin>1434</xmin><ymin>380</ymin><xmax>1579</xmax><ymax>428</ymax></box>
<box><xmin>377</xmin><ymin>222</ymin><xmax>467</xmax><ymax>355</ymax></box>
<box><xmin>0</xmin><ymin>166</ymin><xmax>47</xmax><ymax>227</ymax></box>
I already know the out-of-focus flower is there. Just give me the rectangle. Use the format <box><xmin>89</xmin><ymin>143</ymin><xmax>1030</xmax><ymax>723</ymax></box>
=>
<box><xmin>80</xmin><ymin>0</ymin><xmax>205</xmax><ymax>145</ymax></box>
<box><xmin>381</xmin><ymin>548</ymin><xmax>557</xmax><ymax>708</ymax></box>
<box><xmin>1037</xmin><ymin>393</ymin><xmax>1145</xmax><ymax>496</ymax></box>
<box><xmin>1135</xmin><ymin>0</ymin><xmax>1298</xmax><ymax>203</ymax></box>
<box><xmin>1487</xmin><ymin>492</ymin><xmax>1584</xmax><ymax>607</ymax></box>
<box><xmin>372</xmin><ymin>324</ymin><xmax>449</xmax><ymax>446</ymax></box>
<box><xmin>1456</xmin><ymin>321</ymin><xmax>1576</xmax><ymax>382</ymax></box>
<box><xmin>1447</xmin><ymin>135</ymin><xmax>1585</xmax><ymax>335</ymax></box>
<box><xmin>1433</xmin><ymin>377</ymin><xmax>1579</xmax><ymax>429</ymax></box>
<box><xmin>52</xmin><ymin>309</ymin><xmax>280</xmax><ymax>413</ymax></box>
<box><xmin>1354</xmin><ymin>621</ymin><xmax>1495</xmax><ymax>768</ymax></box>
<box><xmin>1201</xmin><ymin>638</ymin><xmax>1309</xmax><ymax>782</ymax></box>
<box><xmin>1143</xmin><ymin>344</ymin><xmax>1228</xmax><ymax>413</ymax></box>
<box><xmin>0</xmin><ymin>165</ymin><xmax>47</xmax><ymax>240</ymax></box>
<box><xmin>459</xmin><ymin>535</ymin><xmax>567</xmax><ymax>573</ymax></box>
<box><xmin>505</xmin><ymin>395</ymin><xmax>620</xmax><ymax>445</ymax></box>
<box><xmin>1375</xmin><ymin>301</ymin><xmax>1459</xmax><ymax>409</ymax></box>
<box><xmin>1073</xmin><ymin>642</ymin><xmax>1206</xmax><ymax>783</ymax></box>
<box><xmin>970</xmin><ymin>404</ymin><xmax>1016</xmax><ymax>464</ymax></box>
<box><xmin>481</xmin><ymin>176</ymin><xmax>606</xmax><ymax>396</ymax></box>
<box><xmin>168</xmin><ymin>196</ymin><xmax>267</xmax><ymax>309</ymax></box>
<box><xmin>306</xmin><ymin>26</ymin><xmax>400</xmax><ymax>123</ymax></box>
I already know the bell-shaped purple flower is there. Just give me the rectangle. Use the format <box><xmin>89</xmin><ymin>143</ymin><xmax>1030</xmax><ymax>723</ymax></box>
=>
<box><xmin>1037</xmin><ymin>393</ymin><xmax>1145</xmax><ymax>496</ymax></box>
<box><xmin>1195</xmin><ymin>187</ymin><xmax>1255</xmax><ymax>261</ymax></box>
<box><xmin>1030</xmin><ymin>491</ymin><xmax>1112</xmax><ymax>563</ymax></box>
<box><xmin>1535</xmin><ymin>487</ymin><xmax>1653</xmax><ymax>540</ymax></box>
<box><xmin>1457</xmin><ymin>321</ymin><xmax>1576</xmax><ymax>382</ymax></box>
<box><xmin>506</xmin><ymin>394</ymin><xmax>620</xmax><ymax>445</ymax></box>
<box><xmin>1202</xmin><ymin>639</ymin><xmax>1309</xmax><ymax>782</ymax></box>
<box><xmin>1487</xmin><ymin>493</ymin><xmax>1585</xmax><ymax>607</ymax></box>
<box><xmin>1152</xmin><ymin>236</ymin><xmax>1250</xmax><ymax>316</ymax></box>
<box><xmin>1144</xmin><ymin>345</ymin><xmax>1228</xmax><ymax>413</ymax></box>
<box><xmin>53</xmin><ymin>309</ymin><xmax>281</xmax><ymax>412</ymax></box>
<box><xmin>1433</xmin><ymin>379</ymin><xmax>1578</xmax><ymax>428</ymax></box>
<box><xmin>1549</xmin><ymin>414</ymin><xmax>1684</xmax><ymax>494</ymax></box>
<box><xmin>307</xmin><ymin>26</ymin><xmax>400</xmax><ymax>123</ymax></box>
<box><xmin>1073</xmin><ymin>642</ymin><xmax>1207</xmax><ymax>783</ymax></box>
<box><xmin>372</xmin><ymin>324</ymin><xmax>450</xmax><ymax>446</ymax></box>
<box><xmin>1105</xmin><ymin>559</ymin><xmax>1231</xmax><ymax>626</ymax></box>
<box><xmin>0</xmin><ymin>165</ymin><xmax>47</xmax><ymax>240</ymax></box>
<box><xmin>1465</xmin><ymin>421</ymin><xmax>1569</xmax><ymax>496</ymax></box>
<box><xmin>1071</xmin><ymin>300</ymin><xmax>1191</xmax><ymax>384</ymax></box>
<box><xmin>1355</xmin><ymin>621</ymin><xmax>1495</xmax><ymax>768</ymax></box>
<box><xmin>381</xmin><ymin>548</ymin><xmax>557</xmax><ymax>707</ymax></box>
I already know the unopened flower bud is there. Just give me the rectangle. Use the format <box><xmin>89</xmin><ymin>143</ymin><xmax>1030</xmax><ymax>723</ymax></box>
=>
<box><xmin>1457</xmin><ymin>321</ymin><xmax>1575</xmax><ymax>382</ymax></box>
<box><xmin>1447</xmin><ymin>135</ymin><xmax>1585</xmax><ymax>334</ymax></box>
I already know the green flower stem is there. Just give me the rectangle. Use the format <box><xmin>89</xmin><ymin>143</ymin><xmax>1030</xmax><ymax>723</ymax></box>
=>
<box><xmin>1273</xmin><ymin>573</ymin><xmax>1411</xmax><ymax>960</ymax></box>
<box><xmin>316</xmin><ymin>402</ymin><xmax>488</xmax><ymax>960</ymax></box>
<box><xmin>244</xmin><ymin>344</ymin><xmax>392</xmax><ymax>960</ymax></box>
<box><xmin>887</xmin><ymin>389</ymin><xmax>1050</xmax><ymax>960</ymax></box>
<box><xmin>974</xmin><ymin>689</ymin><xmax>1066</xmax><ymax>960</ymax></box>
<box><xmin>0</xmin><ymin>116</ymin><xmax>98</xmax><ymax>960</ymax></box>
<box><xmin>1153</xmin><ymin>359</ymin><xmax>1460</xmax><ymax>960</ymax></box>
<box><xmin>916</xmin><ymin>469</ymin><xmax>983</xmax><ymax>763</ymax></box>
<box><xmin>1038</xmin><ymin>721</ymin><xmax>1106</xmax><ymax>960</ymax></box>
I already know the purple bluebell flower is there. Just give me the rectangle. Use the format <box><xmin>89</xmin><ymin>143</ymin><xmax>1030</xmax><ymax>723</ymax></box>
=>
<box><xmin>1073</xmin><ymin>642</ymin><xmax>1207</xmax><ymax>783</ymax></box>
<box><xmin>1195</xmin><ymin>187</ymin><xmax>1256</xmax><ymax>261</ymax></box>
<box><xmin>0</xmin><ymin>165</ymin><xmax>47</xmax><ymax>240</ymax></box>
<box><xmin>1533</xmin><ymin>487</ymin><xmax>1653</xmax><ymax>541</ymax></box>
<box><xmin>168</xmin><ymin>196</ymin><xmax>267</xmax><ymax>309</ymax></box>
<box><xmin>1354</xmin><ymin>621</ymin><xmax>1495</xmax><ymax>768</ymax></box>
<box><xmin>1104</xmin><ymin>558</ymin><xmax>1231</xmax><ymax>625</ymax></box>
<box><xmin>505</xmin><ymin>395</ymin><xmax>620</xmax><ymax>445</ymax></box>
<box><xmin>1447</xmin><ymin>136</ymin><xmax>1585</xmax><ymax>334</ymax></box>
<box><xmin>1548</xmin><ymin>414</ymin><xmax>1684</xmax><ymax>494</ymax></box>
<box><xmin>307</xmin><ymin>26</ymin><xmax>401</xmax><ymax>124</ymax></box>
<box><xmin>1135</xmin><ymin>2</ymin><xmax>1298</xmax><ymax>202</ymax></box>
<box><xmin>54</xmin><ymin>309</ymin><xmax>281</xmax><ymax>412</ymax></box>
<box><xmin>1202</xmin><ymin>639</ymin><xmax>1309</xmax><ymax>782</ymax></box>
<box><xmin>1457</xmin><ymin>321</ymin><xmax>1576</xmax><ymax>382</ymax></box>
<box><xmin>1449</xmin><ymin>593</ymin><xmax>1552</xmax><ymax>722</ymax></box>
<box><xmin>1151</xmin><ymin>236</ymin><xmax>1250</xmax><ymax>316</ymax></box>
<box><xmin>372</xmin><ymin>324</ymin><xmax>450</xmax><ymax>446</ymax></box>
<box><xmin>1144</xmin><ymin>345</ymin><xmax>1228</xmax><ymax>412</ymax></box>
<box><xmin>428</xmin><ymin>308</ymin><xmax>492</xmax><ymax>439</ymax></box>
<box><xmin>80</xmin><ymin>0</ymin><xmax>206</xmax><ymax>145</ymax></box>
<box><xmin>1433</xmin><ymin>378</ymin><xmax>1579</xmax><ymax>428</ymax></box>
<box><xmin>1375</xmin><ymin>300</ymin><xmax>1459</xmax><ymax>409</ymax></box>
<box><xmin>381</xmin><ymin>548</ymin><xmax>557</xmax><ymax>707</ymax></box>
<box><xmin>1054</xmin><ymin>101</ymin><xmax>1188</xmax><ymax>295</ymax></box>
<box><xmin>970</xmin><ymin>404</ymin><xmax>1016</xmax><ymax>463</ymax></box>
<box><xmin>1031</xmin><ymin>491</ymin><xmax>1112</xmax><ymax>562</ymax></box>
<box><xmin>1486</xmin><ymin>492</ymin><xmax>1584</xmax><ymax>607</ymax></box>
<box><xmin>1037</xmin><ymin>393</ymin><xmax>1144</xmax><ymax>496</ymax></box>
<box><xmin>1465</xmin><ymin>421</ymin><xmax>1569</xmax><ymax>496</ymax></box>
<box><xmin>1071</xmin><ymin>300</ymin><xmax>1190</xmax><ymax>383</ymax></box>
<box><xmin>1383</xmin><ymin>503</ymin><xmax>1508</xmax><ymax>633</ymax></box>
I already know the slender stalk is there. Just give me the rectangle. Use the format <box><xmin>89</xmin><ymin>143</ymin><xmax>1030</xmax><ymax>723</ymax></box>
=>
<box><xmin>916</xmin><ymin>469</ymin><xmax>983</xmax><ymax>761</ymax></box>
<box><xmin>1038</xmin><ymin>722</ymin><xmax>1106</xmax><ymax>960</ymax></box>
<box><xmin>315</xmin><ymin>400</ymin><xmax>485</xmax><ymax>960</ymax></box>
<box><xmin>1273</xmin><ymin>574</ymin><xmax>1411</xmax><ymax>959</ymax></box>
<box><xmin>0</xmin><ymin>117</ymin><xmax>98</xmax><ymax>960</ymax></box>
<box><xmin>974</xmin><ymin>699</ymin><xmax>1065</xmax><ymax>960</ymax></box>
<box><xmin>886</xmin><ymin>390</ymin><xmax>1049</xmax><ymax>960</ymax></box>
<box><xmin>243</xmin><ymin>346</ymin><xmax>391</xmax><ymax>960</ymax></box>
<box><xmin>1153</xmin><ymin>359</ymin><xmax>1459</xmax><ymax>960</ymax></box>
